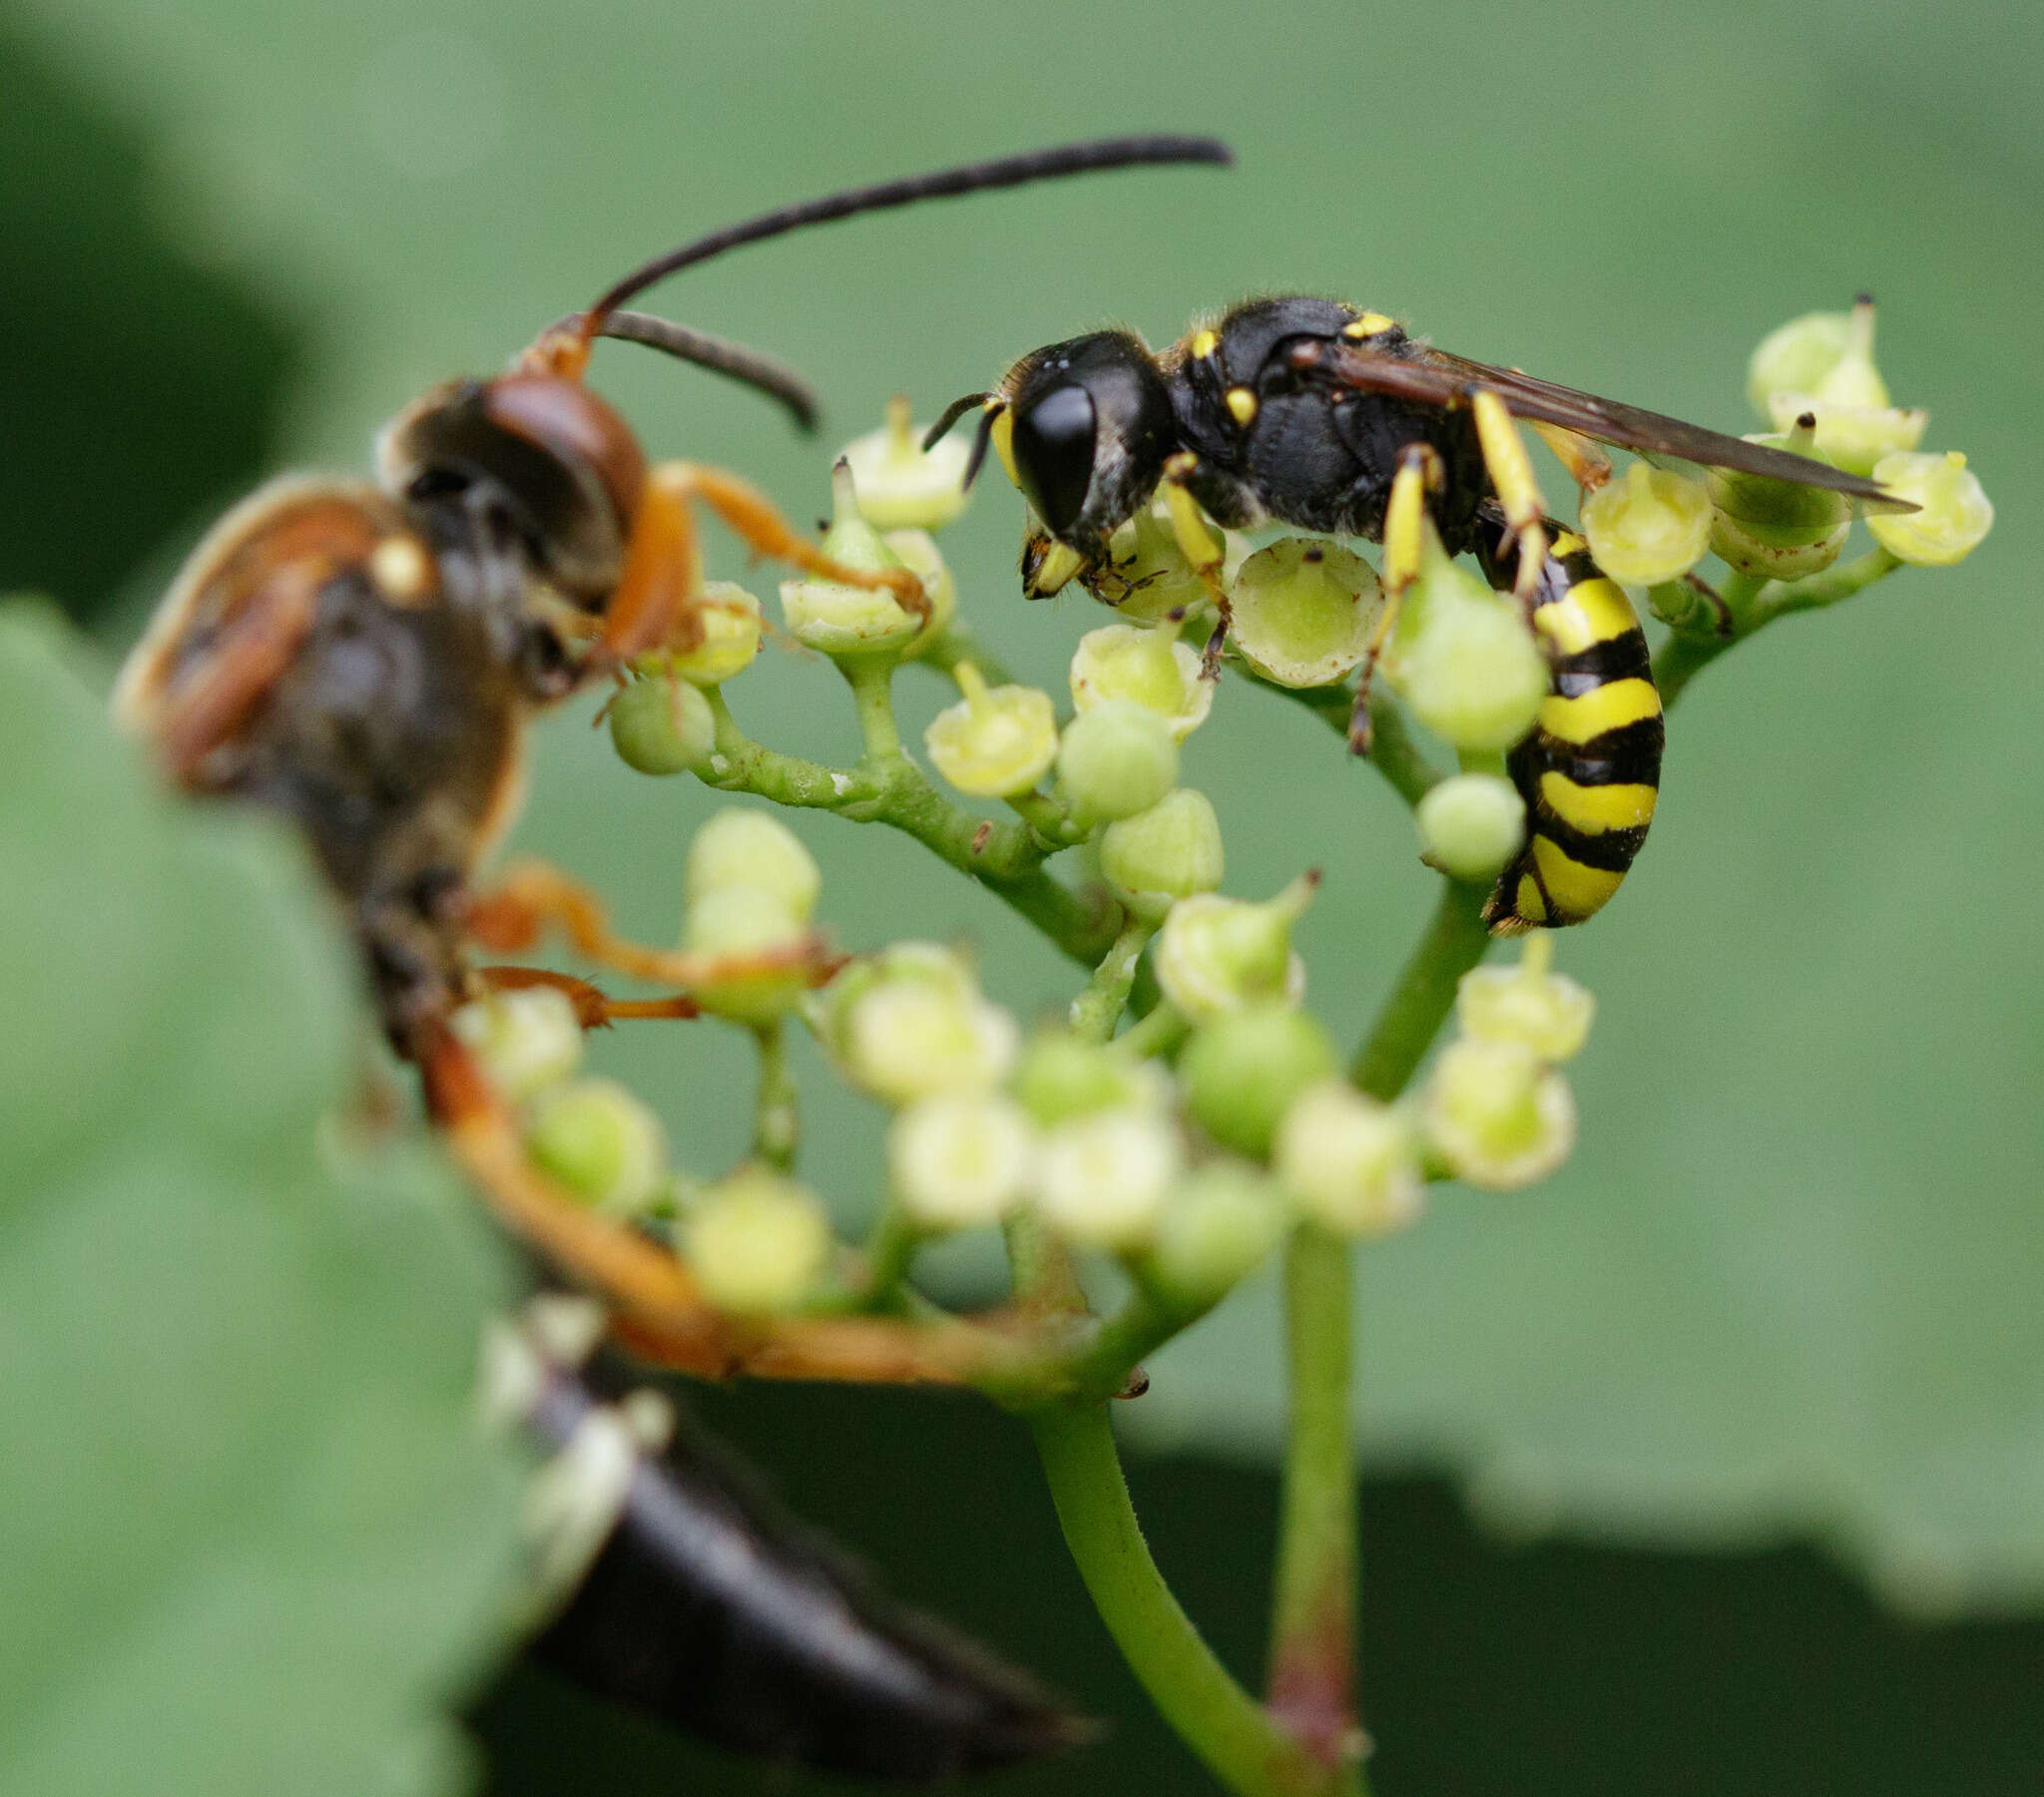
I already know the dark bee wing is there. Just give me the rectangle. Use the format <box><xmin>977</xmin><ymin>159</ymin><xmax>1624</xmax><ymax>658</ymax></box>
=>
<box><xmin>1293</xmin><ymin>338</ymin><xmax>1913</xmax><ymax>514</ymax></box>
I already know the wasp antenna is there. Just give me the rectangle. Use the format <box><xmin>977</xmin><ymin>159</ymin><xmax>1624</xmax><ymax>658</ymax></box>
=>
<box><xmin>585</xmin><ymin>135</ymin><xmax>1234</xmax><ymax>327</ymax></box>
<box><xmin>960</xmin><ymin>405</ymin><xmax>1001</xmax><ymax>493</ymax></box>
<box><xmin>558</xmin><ymin>309</ymin><xmax>819</xmax><ymax>432</ymax></box>
<box><xmin>922</xmin><ymin>390</ymin><xmax>992</xmax><ymax>452</ymax></box>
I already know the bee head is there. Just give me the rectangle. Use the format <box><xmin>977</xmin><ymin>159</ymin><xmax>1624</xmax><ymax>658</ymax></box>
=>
<box><xmin>377</xmin><ymin>371</ymin><xmax>648</xmax><ymax>606</ymax></box>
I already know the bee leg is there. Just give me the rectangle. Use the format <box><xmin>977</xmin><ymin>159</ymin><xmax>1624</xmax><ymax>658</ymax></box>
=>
<box><xmin>1468</xmin><ymin>388</ymin><xmax>1550</xmax><ymax>614</ymax></box>
<box><xmin>475</xmin><ymin>964</ymin><xmax>702</xmax><ymax>1029</ymax></box>
<box><xmin>1530</xmin><ymin>420</ymin><xmax>1614</xmax><ymax>497</ymax></box>
<box><xmin>656</xmin><ymin>460</ymin><xmax>928</xmax><ymax>623</ymax></box>
<box><xmin>464</xmin><ymin>856</ymin><xmax>847</xmax><ymax>995</ymax></box>
<box><xmin>420</xmin><ymin>1020</ymin><xmax>1004</xmax><ymax>1386</ymax></box>
<box><xmin>1347</xmin><ymin>444</ymin><xmax>1439</xmax><ymax>754</ymax></box>
<box><xmin>1159</xmin><ymin>453</ymin><xmax>1232</xmax><ymax>678</ymax></box>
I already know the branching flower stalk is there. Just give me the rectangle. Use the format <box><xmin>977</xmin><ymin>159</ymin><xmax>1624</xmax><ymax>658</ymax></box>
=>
<box><xmin>514</xmin><ymin>329</ymin><xmax>1997</xmax><ymax>1796</ymax></box>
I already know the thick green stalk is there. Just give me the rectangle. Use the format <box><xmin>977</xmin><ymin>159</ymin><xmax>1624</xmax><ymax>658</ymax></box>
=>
<box><xmin>1069</xmin><ymin>916</ymin><xmax>1157</xmax><ymax>1043</ymax></box>
<box><xmin>1348</xmin><ymin>878</ymin><xmax>1491</xmax><ymax>1097</ymax></box>
<box><xmin>1031</xmin><ymin>1404</ymin><xmax>1346</xmax><ymax>1797</ymax></box>
<box><xmin>1266</xmin><ymin>1225</ymin><xmax>1362</xmax><ymax>1776</ymax></box>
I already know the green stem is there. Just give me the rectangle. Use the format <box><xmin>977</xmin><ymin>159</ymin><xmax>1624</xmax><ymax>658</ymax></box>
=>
<box><xmin>699</xmin><ymin>688</ymin><xmax>1121</xmax><ymax>964</ymax></box>
<box><xmin>1252</xmin><ymin>675</ymin><xmax>1446</xmax><ymax>809</ymax></box>
<box><xmin>859</xmin><ymin>1199</ymin><xmax>921</xmax><ymax>1310</ymax></box>
<box><xmin>1118</xmin><ymin>998</ymin><xmax>1191</xmax><ymax>1062</ymax></box>
<box><xmin>1070</xmin><ymin>916</ymin><xmax>1158</xmax><ymax>1044</ymax></box>
<box><xmin>1348</xmin><ymin>878</ymin><xmax>1491</xmax><ymax>1098</ymax></box>
<box><xmin>1267</xmin><ymin>1226</ymin><xmax>1363</xmax><ymax>1776</ymax></box>
<box><xmin>750</xmin><ymin>1020</ymin><xmax>797</xmax><ymax>1171</ymax></box>
<box><xmin>1009</xmin><ymin>786</ymin><xmax>1086</xmax><ymax>850</ymax></box>
<box><xmin>1030</xmin><ymin>1404</ymin><xmax>1345</xmax><ymax>1797</ymax></box>
<box><xmin>844</xmin><ymin>657</ymin><xmax>903</xmax><ymax>761</ymax></box>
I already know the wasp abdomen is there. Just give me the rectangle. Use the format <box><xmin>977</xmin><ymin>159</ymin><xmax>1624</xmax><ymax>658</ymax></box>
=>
<box><xmin>1485</xmin><ymin>542</ymin><xmax>1664</xmax><ymax>931</ymax></box>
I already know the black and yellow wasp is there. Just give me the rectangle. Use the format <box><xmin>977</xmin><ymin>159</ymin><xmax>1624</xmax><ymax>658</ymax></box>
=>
<box><xmin>927</xmin><ymin>296</ymin><xmax>1903</xmax><ymax>930</ymax></box>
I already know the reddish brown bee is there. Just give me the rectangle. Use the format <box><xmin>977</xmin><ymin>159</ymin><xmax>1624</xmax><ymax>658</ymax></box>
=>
<box><xmin>113</xmin><ymin>136</ymin><xmax>1232</xmax><ymax>1780</ymax></box>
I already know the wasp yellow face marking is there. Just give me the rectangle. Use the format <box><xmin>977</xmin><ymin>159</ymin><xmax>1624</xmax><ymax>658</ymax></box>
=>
<box><xmin>1189</xmin><ymin>328</ymin><xmax>1220</xmax><ymax>360</ymax></box>
<box><xmin>1538</xmin><ymin>676</ymin><xmax>1662</xmax><ymax>744</ymax></box>
<box><xmin>1342</xmin><ymin>311</ymin><xmax>1396</xmax><ymax>338</ymax></box>
<box><xmin>369</xmin><ymin>533</ymin><xmax>434</xmax><ymax>607</ymax></box>
<box><xmin>1538</xmin><ymin>771</ymin><xmax>1659</xmax><ymax>833</ymax></box>
<box><xmin>1531</xmin><ymin>835</ymin><xmax>1626</xmax><ymax>921</ymax></box>
<box><xmin>1225</xmin><ymin>385</ymin><xmax>1258</xmax><ymax>427</ymax></box>
<box><xmin>1532</xmin><ymin>578</ymin><xmax>1640</xmax><ymax>657</ymax></box>
<box><xmin>1023</xmin><ymin>535</ymin><xmax>1085</xmax><ymax>597</ymax></box>
<box><xmin>988</xmin><ymin>403</ymin><xmax>1019</xmax><ymax>487</ymax></box>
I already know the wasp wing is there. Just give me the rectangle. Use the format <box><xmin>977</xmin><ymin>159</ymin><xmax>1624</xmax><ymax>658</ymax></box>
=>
<box><xmin>1293</xmin><ymin>338</ymin><xmax>1912</xmax><ymax>513</ymax></box>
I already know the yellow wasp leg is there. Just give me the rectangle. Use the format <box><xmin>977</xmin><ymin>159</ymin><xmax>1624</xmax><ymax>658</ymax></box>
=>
<box><xmin>1530</xmin><ymin>420</ymin><xmax>1614</xmax><ymax>496</ymax></box>
<box><xmin>1348</xmin><ymin>443</ymin><xmax>1438</xmax><ymax>753</ymax></box>
<box><xmin>1160</xmin><ymin>452</ymin><xmax>1233</xmax><ymax>679</ymax></box>
<box><xmin>1469</xmin><ymin>388</ymin><xmax>1550</xmax><ymax>608</ymax></box>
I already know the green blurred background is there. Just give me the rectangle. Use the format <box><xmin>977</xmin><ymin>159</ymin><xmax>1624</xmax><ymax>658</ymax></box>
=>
<box><xmin>6</xmin><ymin>0</ymin><xmax>2039</xmax><ymax>1788</ymax></box>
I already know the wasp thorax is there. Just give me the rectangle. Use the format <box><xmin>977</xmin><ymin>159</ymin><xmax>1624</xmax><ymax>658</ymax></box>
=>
<box><xmin>376</xmin><ymin>373</ymin><xmax>646</xmax><ymax>604</ymax></box>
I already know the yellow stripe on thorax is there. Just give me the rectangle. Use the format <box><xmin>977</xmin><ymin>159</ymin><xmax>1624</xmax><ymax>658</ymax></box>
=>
<box><xmin>1533</xmin><ymin>577</ymin><xmax>1638</xmax><ymax>657</ymax></box>
<box><xmin>1537</xmin><ymin>771</ymin><xmax>1659</xmax><ymax>834</ymax></box>
<box><xmin>1538</xmin><ymin>676</ymin><xmax>1661</xmax><ymax>744</ymax></box>
<box><xmin>1531</xmin><ymin>835</ymin><xmax>1627</xmax><ymax>922</ymax></box>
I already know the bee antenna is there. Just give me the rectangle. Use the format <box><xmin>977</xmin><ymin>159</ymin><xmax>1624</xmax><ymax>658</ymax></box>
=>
<box><xmin>922</xmin><ymin>391</ymin><xmax>992</xmax><ymax>452</ymax></box>
<box><xmin>552</xmin><ymin>309</ymin><xmax>819</xmax><ymax>432</ymax></box>
<box><xmin>582</xmin><ymin>135</ymin><xmax>1234</xmax><ymax>328</ymax></box>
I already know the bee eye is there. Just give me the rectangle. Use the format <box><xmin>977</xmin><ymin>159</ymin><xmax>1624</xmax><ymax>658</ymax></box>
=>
<box><xmin>1010</xmin><ymin>382</ymin><xmax>1098</xmax><ymax>538</ymax></box>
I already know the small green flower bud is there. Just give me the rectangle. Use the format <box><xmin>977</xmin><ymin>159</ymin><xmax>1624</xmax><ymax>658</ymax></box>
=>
<box><xmin>1414</xmin><ymin>773</ymin><xmax>1527</xmax><ymax>882</ymax></box>
<box><xmin>1421</xmin><ymin>1037</ymin><xmax>1576</xmax><ymax>1191</ymax></box>
<box><xmin>845</xmin><ymin>979</ymin><xmax>1019</xmax><ymax>1106</ymax></box>
<box><xmin>1179</xmin><ymin>1003</ymin><xmax>1339</xmax><ymax>1160</ymax></box>
<box><xmin>1055</xmin><ymin>698</ymin><xmax>1180</xmax><ymax>825</ymax></box>
<box><xmin>1153</xmin><ymin>875</ymin><xmax>1315</xmax><ymax>1025</ymax></box>
<box><xmin>684</xmin><ymin>807</ymin><xmax>821</xmax><ymax>921</ymax></box>
<box><xmin>1034</xmin><ymin>1108</ymin><xmax>1183</xmax><ymax>1251</ymax></box>
<box><xmin>1384</xmin><ymin>535</ymin><xmax>1547</xmax><ymax>752</ymax></box>
<box><xmin>883</xmin><ymin>529</ymin><xmax>959</xmax><ymax>657</ymax></box>
<box><xmin>683</xmin><ymin>1165</ymin><xmax>833</xmax><ymax>1313</ymax></box>
<box><xmin>1012</xmin><ymin>1031</ymin><xmax>1168</xmax><ymax>1126</ymax></box>
<box><xmin>1763</xmin><ymin>300</ymin><xmax>1925</xmax><ymax>476</ymax></box>
<box><xmin>682</xmin><ymin>886</ymin><xmax>812</xmax><ymax>1025</ymax></box>
<box><xmin>1578</xmin><ymin>462</ymin><xmax>1714</xmax><ymax>585</ymax></box>
<box><xmin>609</xmin><ymin>673</ymin><xmax>716</xmax><ymax>776</ymax></box>
<box><xmin>1747</xmin><ymin>309</ymin><xmax>1854</xmax><ymax>417</ymax></box>
<box><xmin>1866</xmin><ymin>451</ymin><xmax>1994</xmax><ymax>567</ymax></box>
<box><xmin>1145</xmin><ymin>1162</ymin><xmax>1287</xmax><ymax>1309</ymax></box>
<box><xmin>923</xmin><ymin>663</ymin><xmax>1060</xmax><ymax>797</ymax></box>
<box><xmin>449</xmin><ymin>985</ymin><xmax>584</xmax><ymax>1105</ymax></box>
<box><xmin>778</xmin><ymin>461</ymin><xmax>921</xmax><ymax>657</ymax></box>
<box><xmin>810</xmin><ymin>941</ymin><xmax>973</xmax><ymax>1064</ymax></box>
<box><xmin>888</xmin><ymin>1092</ymin><xmax>1036</xmax><ymax>1230</ymax></box>
<box><xmin>1069</xmin><ymin>623</ymin><xmax>1214</xmax><ymax>741</ymax></box>
<box><xmin>1227</xmin><ymin>537</ymin><xmax>1381</xmax><ymax>687</ymax></box>
<box><xmin>1097</xmin><ymin>788</ymin><xmax>1226</xmax><ymax>920</ymax></box>
<box><xmin>1708</xmin><ymin>417</ymin><xmax>1853</xmax><ymax>580</ymax></box>
<box><xmin>635</xmin><ymin>580</ymin><xmax>763</xmax><ymax>685</ymax></box>
<box><xmin>1274</xmin><ymin>1080</ymin><xmax>1422</xmax><ymax>1238</ymax></box>
<box><xmin>839</xmin><ymin>395</ymin><xmax>975</xmax><ymax>532</ymax></box>
<box><xmin>527</xmin><ymin>1077</ymin><xmax>666</xmax><ymax>1213</ymax></box>
<box><xmin>1093</xmin><ymin>500</ymin><xmax>1221</xmax><ymax>625</ymax></box>
<box><xmin>1455</xmin><ymin>934</ymin><xmax>1595</xmax><ymax>1063</ymax></box>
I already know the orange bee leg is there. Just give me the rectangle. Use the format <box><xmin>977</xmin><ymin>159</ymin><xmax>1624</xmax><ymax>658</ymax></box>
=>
<box><xmin>464</xmin><ymin>856</ymin><xmax>847</xmax><ymax>994</ymax></box>
<box><xmin>596</xmin><ymin>475</ymin><xmax>707</xmax><ymax>665</ymax></box>
<box><xmin>652</xmin><ymin>460</ymin><xmax>929</xmax><ymax>623</ymax></box>
<box><xmin>1530</xmin><ymin>420</ymin><xmax>1615</xmax><ymax>497</ymax></box>
<box><xmin>418</xmin><ymin>1021</ymin><xmax>1006</xmax><ymax>1388</ymax></box>
<box><xmin>476</xmin><ymin>964</ymin><xmax>701</xmax><ymax>1029</ymax></box>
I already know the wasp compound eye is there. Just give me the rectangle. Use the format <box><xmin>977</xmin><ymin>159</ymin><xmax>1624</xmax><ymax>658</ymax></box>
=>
<box><xmin>1010</xmin><ymin>383</ymin><xmax>1098</xmax><ymax>539</ymax></box>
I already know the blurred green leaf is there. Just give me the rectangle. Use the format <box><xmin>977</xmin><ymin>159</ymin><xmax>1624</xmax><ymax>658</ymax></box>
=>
<box><xmin>12</xmin><ymin>0</ymin><xmax>2042</xmax><ymax>1615</ymax></box>
<box><xmin>0</xmin><ymin>608</ymin><xmax>527</xmax><ymax>1797</ymax></box>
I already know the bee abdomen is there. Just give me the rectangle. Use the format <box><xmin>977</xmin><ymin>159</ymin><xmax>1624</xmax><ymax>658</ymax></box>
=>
<box><xmin>1485</xmin><ymin>547</ymin><xmax>1664</xmax><ymax>932</ymax></box>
